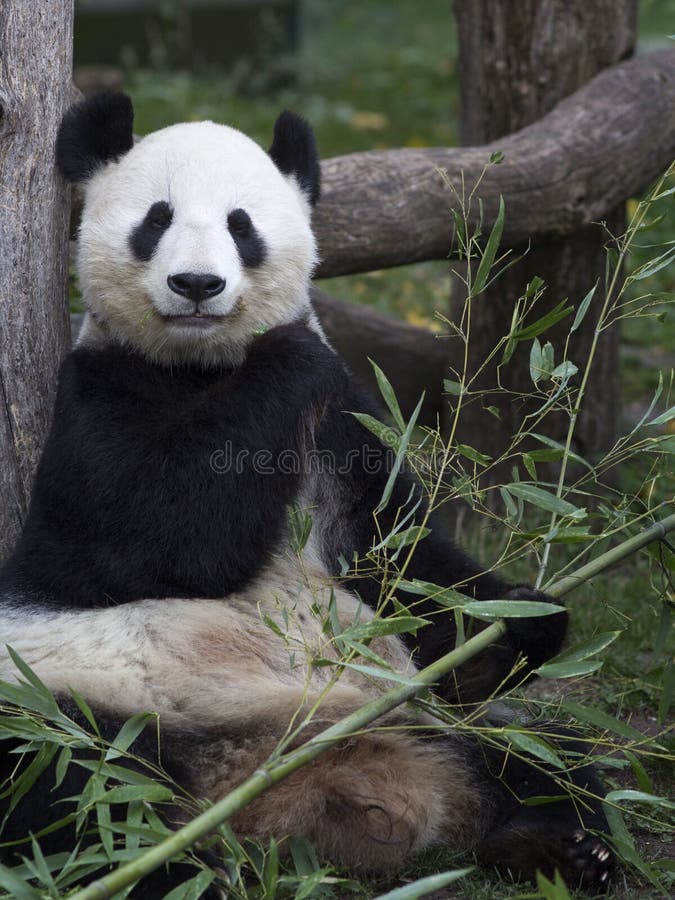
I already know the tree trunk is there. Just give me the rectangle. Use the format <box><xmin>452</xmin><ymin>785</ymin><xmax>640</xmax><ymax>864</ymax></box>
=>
<box><xmin>0</xmin><ymin>1</ymin><xmax>74</xmax><ymax>562</ymax></box>
<box><xmin>451</xmin><ymin>0</ymin><xmax>638</xmax><ymax>471</ymax></box>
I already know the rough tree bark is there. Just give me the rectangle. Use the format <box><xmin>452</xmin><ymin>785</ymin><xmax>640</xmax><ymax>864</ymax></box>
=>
<box><xmin>0</xmin><ymin>1</ymin><xmax>74</xmax><ymax>561</ymax></box>
<box><xmin>450</xmin><ymin>0</ymin><xmax>638</xmax><ymax>468</ymax></box>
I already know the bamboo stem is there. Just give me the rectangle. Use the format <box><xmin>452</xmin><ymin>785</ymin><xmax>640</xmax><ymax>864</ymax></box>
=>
<box><xmin>70</xmin><ymin>513</ymin><xmax>675</xmax><ymax>900</ymax></box>
<box><xmin>545</xmin><ymin>512</ymin><xmax>675</xmax><ymax>598</ymax></box>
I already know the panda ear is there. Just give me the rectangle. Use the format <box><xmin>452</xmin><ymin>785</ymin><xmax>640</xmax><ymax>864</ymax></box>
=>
<box><xmin>56</xmin><ymin>92</ymin><xmax>134</xmax><ymax>183</ymax></box>
<box><xmin>268</xmin><ymin>111</ymin><xmax>321</xmax><ymax>205</ymax></box>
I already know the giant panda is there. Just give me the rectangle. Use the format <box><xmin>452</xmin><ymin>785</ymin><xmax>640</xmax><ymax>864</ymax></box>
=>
<box><xmin>0</xmin><ymin>93</ymin><xmax>614</xmax><ymax>896</ymax></box>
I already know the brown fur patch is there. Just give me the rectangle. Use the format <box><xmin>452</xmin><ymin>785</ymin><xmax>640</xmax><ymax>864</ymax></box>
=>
<box><xmin>195</xmin><ymin>690</ymin><xmax>486</xmax><ymax>874</ymax></box>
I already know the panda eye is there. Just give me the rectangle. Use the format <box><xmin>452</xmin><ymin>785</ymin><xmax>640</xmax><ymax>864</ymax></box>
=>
<box><xmin>146</xmin><ymin>201</ymin><xmax>173</xmax><ymax>230</ymax></box>
<box><xmin>228</xmin><ymin>208</ymin><xmax>252</xmax><ymax>239</ymax></box>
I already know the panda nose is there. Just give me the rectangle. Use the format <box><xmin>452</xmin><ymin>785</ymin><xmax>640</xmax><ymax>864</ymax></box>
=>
<box><xmin>167</xmin><ymin>272</ymin><xmax>226</xmax><ymax>303</ymax></box>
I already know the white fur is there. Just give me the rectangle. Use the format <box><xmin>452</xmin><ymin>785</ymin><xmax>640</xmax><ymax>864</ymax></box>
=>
<box><xmin>0</xmin><ymin>556</ymin><xmax>416</xmax><ymax>728</ymax></box>
<box><xmin>77</xmin><ymin>121</ymin><xmax>321</xmax><ymax>367</ymax></box>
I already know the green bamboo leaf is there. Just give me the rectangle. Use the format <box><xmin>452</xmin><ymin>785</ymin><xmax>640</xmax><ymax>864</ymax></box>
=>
<box><xmin>456</xmin><ymin>444</ymin><xmax>491</xmax><ymax>466</ymax></box>
<box><xmin>647</xmin><ymin>404</ymin><xmax>675</xmax><ymax>427</ymax></box>
<box><xmin>500</xmin><ymin>486</ymin><xmax>519</xmax><ymax>520</ymax></box>
<box><xmin>69</xmin><ymin>687</ymin><xmax>101</xmax><ymax>736</ymax></box>
<box><xmin>374</xmin><ymin>868</ymin><xmax>474</xmax><ymax>899</ymax></box>
<box><xmin>529</xmin><ymin>432</ymin><xmax>594</xmax><ymax>471</ymax></box>
<box><xmin>375</xmin><ymin>392</ymin><xmax>425</xmax><ymax>514</ymax></box>
<box><xmin>443</xmin><ymin>379</ymin><xmax>462</xmax><ymax>396</ymax></box>
<box><xmin>535</xmin><ymin>659</ymin><xmax>602</xmax><ymax>679</ymax></box>
<box><xmin>4</xmin><ymin>647</ymin><xmax>60</xmax><ymax>717</ymax></box>
<box><xmin>340</xmin><ymin>616</ymin><xmax>430</xmax><ymax>641</ymax></box>
<box><xmin>54</xmin><ymin>746</ymin><xmax>73</xmax><ymax>790</ymax></box>
<box><xmin>535</xmin><ymin>869</ymin><xmax>573</xmax><ymax>900</ymax></box>
<box><xmin>553</xmin><ymin>631</ymin><xmax>621</xmax><ymax>662</ymax></box>
<box><xmin>505</xmin><ymin>729</ymin><xmax>565</xmax><ymax>769</ymax></box>
<box><xmin>570</xmin><ymin>283</ymin><xmax>597</xmax><ymax>333</ymax></box>
<box><xmin>385</xmin><ymin>525</ymin><xmax>431</xmax><ymax>549</ymax></box>
<box><xmin>263</xmin><ymin>839</ymin><xmax>279</xmax><ymax>900</ymax></box>
<box><xmin>369</xmin><ymin>359</ymin><xmax>406</xmax><ymax>432</ymax></box>
<box><xmin>6</xmin><ymin>744</ymin><xmax>59</xmax><ymax>814</ymax></box>
<box><xmin>530</xmin><ymin>337</ymin><xmax>544</xmax><ymax>384</ymax></box>
<box><xmin>98</xmin><ymin>784</ymin><xmax>174</xmax><ymax>805</ymax></box>
<box><xmin>511</xmin><ymin>299</ymin><xmax>573</xmax><ymax>340</ymax></box>
<box><xmin>338</xmin><ymin>662</ymin><xmax>419</xmax><ymax>686</ymax></box>
<box><xmin>472</xmin><ymin>195</ymin><xmax>505</xmax><ymax>296</ymax></box>
<box><xmin>525</xmin><ymin>275</ymin><xmax>545</xmax><ymax>297</ymax></box>
<box><xmin>106</xmin><ymin>712</ymin><xmax>156</xmax><ymax>760</ymax></box>
<box><xmin>27</xmin><ymin>835</ymin><xmax>58</xmax><ymax>891</ymax></box>
<box><xmin>562</xmin><ymin>701</ymin><xmax>647</xmax><ymax>742</ymax></box>
<box><xmin>522</xmin><ymin>453</ymin><xmax>537</xmax><ymax>480</ymax></box>
<box><xmin>605</xmin><ymin>789</ymin><xmax>675</xmax><ymax>811</ymax></box>
<box><xmin>163</xmin><ymin>871</ymin><xmax>216</xmax><ymax>900</ymax></box>
<box><xmin>623</xmin><ymin>750</ymin><xmax>654</xmax><ymax>794</ymax></box>
<box><xmin>463</xmin><ymin>600</ymin><xmax>565</xmax><ymax>620</ymax></box>
<box><xmin>395</xmin><ymin>579</ymin><xmax>467</xmax><ymax>608</ymax></box>
<box><xmin>632</xmin><ymin>245</ymin><xmax>675</xmax><ymax>281</ymax></box>
<box><xmin>505</xmin><ymin>483</ymin><xmax>586</xmax><ymax>519</ymax></box>
<box><xmin>98</xmin><ymin>801</ymin><xmax>114</xmax><ymax>859</ymax></box>
<box><xmin>550</xmin><ymin>360</ymin><xmax>578</xmax><ymax>381</ymax></box>
<box><xmin>521</xmin><ymin>794</ymin><xmax>569</xmax><ymax>806</ymax></box>
<box><xmin>350</xmin><ymin>412</ymin><xmax>399</xmax><ymax>450</ymax></box>
<box><xmin>0</xmin><ymin>862</ymin><xmax>43</xmax><ymax>899</ymax></box>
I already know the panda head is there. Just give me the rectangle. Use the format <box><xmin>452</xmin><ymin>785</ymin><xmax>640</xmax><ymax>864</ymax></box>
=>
<box><xmin>57</xmin><ymin>92</ymin><xmax>322</xmax><ymax>367</ymax></box>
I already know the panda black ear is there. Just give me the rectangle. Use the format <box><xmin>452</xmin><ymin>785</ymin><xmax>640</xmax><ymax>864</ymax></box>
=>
<box><xmin>268</xmin><ymin>111</ymin><xmax>321</xmax><ymax>205</ymax></box>
<box><xmin>56</xmin><ymin>92</ymin><xmax>134</xmax><ymax>183</ymax></box>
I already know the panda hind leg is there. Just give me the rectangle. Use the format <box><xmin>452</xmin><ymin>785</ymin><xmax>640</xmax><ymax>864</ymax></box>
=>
<box><xmin>475</xmin><ymin>728</ymin><xmax>615</xmax><ymax>891</ymax></box>
<box><xmin>226</xmin><ymin>728</ymin><xmax>488</xmax><ymax>873</ymax></box>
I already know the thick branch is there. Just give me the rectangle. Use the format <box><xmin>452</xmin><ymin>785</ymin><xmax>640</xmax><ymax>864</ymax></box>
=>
<box><xmin>314</xmin><ymin>49</ymin><xmax>675</xmax><ymax>278</ymax></box>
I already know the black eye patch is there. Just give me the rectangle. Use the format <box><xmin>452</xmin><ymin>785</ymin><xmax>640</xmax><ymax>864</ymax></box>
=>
<box><xmin>129</xmin><ymin>201</ymin><xmax>173</xmax><ymax>262</ymax></box>
<box><xmin>227</xmin><ymin>208</ymin><xmax>266</xmax><ymax>268</ymax></box>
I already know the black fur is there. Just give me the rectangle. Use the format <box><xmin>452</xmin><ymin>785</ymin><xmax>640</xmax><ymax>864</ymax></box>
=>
<box><xmin>227</xmin><ymin>208</ymin><xmax>267</xmax><ymax>267</ymax></box>
<box><xmin>56</xmin><ymin>92</ymin><xmax>134</xmax><ymax>183</ymax></box>
<box><xmin>268</xmin><ymin>111</ymin><xmax>321</xmax><ymax>204</ymax></box>
<box><xmin>0</xmin><ymin>324</ymin><xmax>345</xmax><ymax>607</ymax></box>
<box><xmin>129</xmin><ymin>200</ymin><xmax>174</xmax><ymax>262</ymax></box>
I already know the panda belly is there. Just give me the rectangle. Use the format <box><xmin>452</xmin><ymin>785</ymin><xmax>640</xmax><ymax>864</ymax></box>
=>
<box><xmin>0</xmin><ymin>554</ymin><xmax>416</xmax><ymax>730</ymax></box>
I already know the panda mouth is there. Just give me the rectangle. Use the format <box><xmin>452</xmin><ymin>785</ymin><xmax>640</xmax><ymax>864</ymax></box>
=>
<box><xmin>161</xmin><ymin>297</ymin><xmax>245</xmax><ymax>329</ymax></box>
<box><xmin>163</xmin><ymin>314</ymin><xmax>225</xmax><ymax>329</ymax></box>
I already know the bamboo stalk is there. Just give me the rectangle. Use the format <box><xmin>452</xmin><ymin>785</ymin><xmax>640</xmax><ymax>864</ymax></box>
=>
<box><xmin>545</xmin><ymin>512</ymin><xmax>675</xmax><ymax>598</ymax></box>
<box><xmin>70</xmin><ymin>513</ymin><xmax>675</xmax><ymax>900</ymax></box>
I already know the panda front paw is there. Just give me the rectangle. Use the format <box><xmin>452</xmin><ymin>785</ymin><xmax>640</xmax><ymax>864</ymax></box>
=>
<box><xmin>502</xmin><ymin>586</ymin><xmax>568</xmax><ymax>669</ymax></box>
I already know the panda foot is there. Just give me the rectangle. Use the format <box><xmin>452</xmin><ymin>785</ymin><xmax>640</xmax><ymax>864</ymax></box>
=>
<box><xmin>502</xmin><ymin>585</ymin><xmax>568</xmax><ymax>669</ymax></box>
<box><xmin>476</xmin><ymin>815</ymin><xmax>614</xmax><ymax>891</ymax></box>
